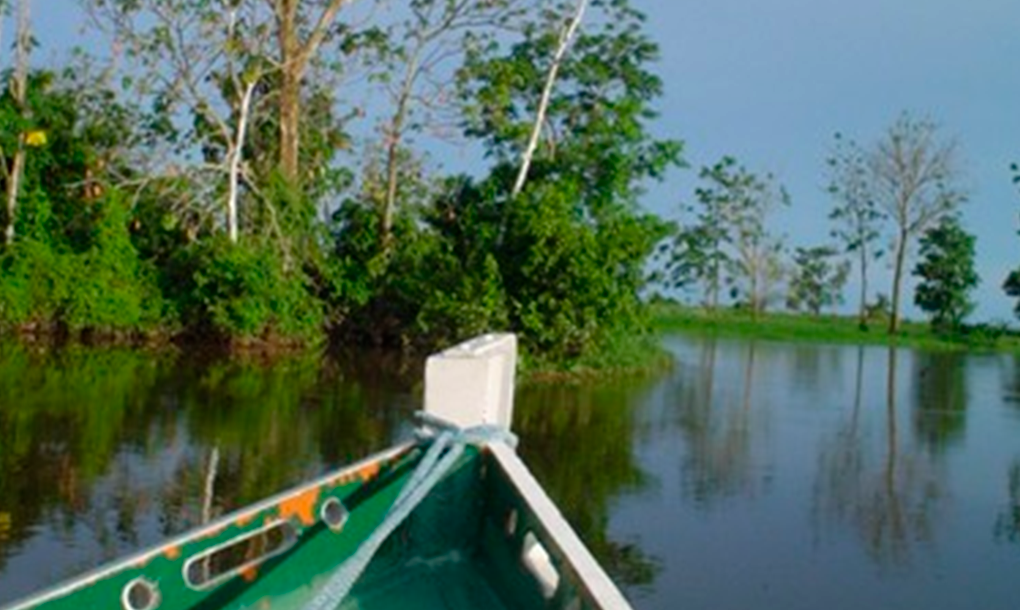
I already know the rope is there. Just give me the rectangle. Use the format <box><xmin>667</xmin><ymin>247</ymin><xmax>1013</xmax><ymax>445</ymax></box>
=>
<box><xmin>301</xmin><ymin>417</ymin><xmax>516</xmax><ymax>610</ymax></box>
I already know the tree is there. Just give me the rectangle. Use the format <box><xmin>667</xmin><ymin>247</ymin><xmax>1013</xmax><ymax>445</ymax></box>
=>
<box><xmin>84</xmin><ymin>1</ymin><xmax>276</xmax><ymax>243</ymax></box>
<box><xmin>664</xmin><ymin>181</ymin><xmax>732</xmax><ymax>311</ymax></box>
<box><xmin>787</xmin><ymin>245</ymin><xmax>850</xmax><ymax>316</ymax></box>
<box><xmin>828</xmin><ymin>133</ymin><xmax>884</xmax><ymax>329</ymax></box>
<box><xmin>665</xmin><ymin>157</ymin><xmax>786</xmax><ymax>314</ymax></box>
<box><xmin>448</xmin><ymin>0</ymin><xmax>681</xmax><ymax>361</ymax></box>
<box><xmin>510</xmin><ymin>0</ymin><xmax>587</xmax><ymax>200</ymax></box>
<box><xmin>369</xmin><ymin>0</ymin><xmax>526</xmax><ymax>255</ymax></box>
<box><xmin>662</xmin><ymin>218</ymin><xmax>728</xmax><ymax>307</ymax></box>
<box><xmin>270</xmin><ymin>0</ymin><xmax>364</xmax><ymax>185</ymax></box>
<box><xmin>913</xmin><ymin>217</ymin><xmax>978</xmax><ymax>331</ymax></box>
<box><xmin>868</xmin><ymin>114</ymin><xmax>966</xmax><ymax>334</ymax></box>
<box><xmin>1004</xmin><ymin>165</ymin><xmax>1020</xmax><ymax>320</ymax></box>
<box><xmin>677</xmin><ymin>157</ymin><xmax>787</xmax><ymax>317</ymax></box>
<box><xmin>1</xmin><ymin>0</ymin><xmax>31</xmax><ymax>245</ymax></box>
<box><xmin>83</xmin><ymin>0</ymin><xmax>364</xmax><ymax>245</ymax></box>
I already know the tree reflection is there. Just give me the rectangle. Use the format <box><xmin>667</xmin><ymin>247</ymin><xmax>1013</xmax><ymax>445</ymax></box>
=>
<box><xmin>0</xmin><ymin>343</ymin><xmax>164</xmax><ymax>580</ymax></box>
<box><xmin>912</xmin><ymin>352</ymin><xmax>968</xmax><ymax>452</ymax></box>
<box><xmin>994</xmin><ymin>461</ymin><xmax>1020</xmax><ymax>544</ymax></box>
<box><xmin>813</xmin><ymin>346</ymin><xmax>866</xmax><ymax>543</ymax></box>
<box><xmin>0</xmin><ymin>342</ymin><xmax>409</xmax><ymax>602</ymax></box>
<box><xmin>1000</xmin><ymin>354</ymin><xmax>1020</xmax><ymax>407</ymax></box>
<box><xmin>515</xmin><ymin>381</ymin><xmax>660</xmax><ymax>593</ymax></box>
<box><xmin>814</xmin><ymin>347</ymin><xmax>945</xmax><ymax>567</ymax></box>
<box><xmin>675</xmin><ymin>339</ymin><xmax>762</xmax><ymax>508</ymax></box>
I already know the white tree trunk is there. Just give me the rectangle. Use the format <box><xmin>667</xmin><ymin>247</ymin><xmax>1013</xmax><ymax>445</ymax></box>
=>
<box><xmin>511</xmin><ymin>0</ymin><xmax>587</xmax><ymax>200</ymax></box>
<box><xmin>227</xmin><ymin>80</ymin><xmax>257</xmax><ymax>243</ymax></box>
<box><xmin>4</xmin><ymin>0</ymin><xmax>30</xmax><ymax>245</ymax></box>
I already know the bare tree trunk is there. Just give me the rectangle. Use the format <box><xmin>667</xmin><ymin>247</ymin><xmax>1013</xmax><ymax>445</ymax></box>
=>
<box><xmin>276</xmin><ymin>0</ymin><xmax>302</xmax><ymax>184</ymax></box>
<box><xmin>858</xmin><ymin>244</ymin><xmax>869</xmax><ymax>329</ymax></box>
<box><xmin>199</xmin><ymin>445</ymin><xmax>220</xmax><ymax>583</ymax></box>
<box><xmin>888</xmin><ymin>230</ymin><xmax>908</xmax><ymax>335</ymax></box>
<box><xmin>227</xmin><ymin>80</ymin><xmax>258</xmax><ymax>243</ymax></box>
<box><xmin>273</xmin><ymin>0</ymin><xmax>350</xmax><ymax>185</ymax></box>
<box><xmin>511</xmin><ymin>0</ymin><xmax>587</xmax><ymax>200</ymax></box>
<box><xmin>278</xmin><ymin>72</ymin><xmax>301</xmax><ymax>182</ymax></box>
<box><xmin>4</xmin><ymin>0</ymin><xmax>30</xmax><ymax>246</ymax></box>
<box><xmin>709</xmin><ymin>256</ymin><xmax>720</xmax><ymax>312</ymax></box>
<box><xmin>381</xmin><ymin>55</ymin><xmax>420</xmax><ymax>253</ymax></box>
<box><xmin>750</xmin><ymin>260</ymin><xmax>760</xmax><ymax>320</ymax></box>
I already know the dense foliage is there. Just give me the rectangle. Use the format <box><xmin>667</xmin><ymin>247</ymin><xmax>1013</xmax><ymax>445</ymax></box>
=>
<box><xmin>787</xmin><ymin>246</ymin><xmax>850</xmax><ymax>316</ymax></box>
<box><xmin>0</xmin><ymin>0</ymin><xmax>681</xmax><ymax>372</ymax></box>
<box><xmin>0</xmin><ymin>2</ymin><xmax>1004</xmax><ymax>365</ymax></box>
<box><xmin>912</xmin><ymin>217</ymin><xmax>978</xmax><ymax>331</ymax></box>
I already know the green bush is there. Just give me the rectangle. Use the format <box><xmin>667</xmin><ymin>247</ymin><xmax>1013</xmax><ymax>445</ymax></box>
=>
<box><xmin>63</xmin><ymin>192</ymin><xmax>166</xmax><ymax>332</ymax></box>
<box><xmin>0</xmin><ymin>190</ymin><xmax>166</xmax><ymax>334</ymax></box>
<box><xmin>167</xmin><ymin>238</ymin><xmax>324</xmax><ymax>343</ymax></box>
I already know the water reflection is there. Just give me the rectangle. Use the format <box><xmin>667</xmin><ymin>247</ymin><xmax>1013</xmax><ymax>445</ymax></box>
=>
<box><xmin>5</xmin><ymin>336</ymin><xmax>1020</xmax><ymax>609</ymax></box>
<box><xmin>1000</xmin><ymin>354</ymin><xmax>1020</xmax><ymax>409</ymax></box>
<box><xmin>0</xmin><ymin>343</ymin><xmax>411</xmax><ymax>602</ymax></box>
<box><xmin>994</xmin><ymin>461</ymin><xmax>1020</xmax><ymax>544</ymax></box>
<box><xmin>673</xmin><ymin>339</ymin><xmax>765</xmax><ymax>508</ymax></box>
<box><xmin>515</xmin><ymin>380</ymin><xmax>660</xmax><ymax>593</ymax></box>
<box><xmin>814</xmin><ymin>347</ymin><xmax>946</xmax><ymax>567</ymax></box>
<box><xmin>912</xmin><ymin>352</ymin><xmax>968</xmax><ymax>452</ymax></box>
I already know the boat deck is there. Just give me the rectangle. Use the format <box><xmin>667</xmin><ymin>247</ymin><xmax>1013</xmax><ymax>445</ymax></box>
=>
<box><xmin>336</xmin><ymin>450</ymin><xmax>554</xmax><ymax>610</ymax></box>
<box><xmin>341</xmin><ymin>550</ymin><xmax>513</xmax><ymax>610</ymax></box>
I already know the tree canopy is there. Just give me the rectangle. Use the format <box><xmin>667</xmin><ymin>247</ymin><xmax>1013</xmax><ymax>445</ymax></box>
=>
<box><xmin>912</xmin><ymin>217</ymin><xmax>978</xmax><ymax>331</ymax></box>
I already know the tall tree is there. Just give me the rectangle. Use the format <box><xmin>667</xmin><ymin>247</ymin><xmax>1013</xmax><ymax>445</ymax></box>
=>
<box><xmin>2</xmin><ymin>0</ymin><xmax>31</xmax><ymax>245</ymax></box>
<box><xmin>84</xmin><ymin>1</ymin><xmax>280</xmax><ymax>243</ymax></box>
<box><xmin>272</xmin><ymin>0</ymin><xmax>360</xmax><ymax>185</ymax></box>
<box><xmin>868</xmin><ymin>114</ymin><xmax>966</xmax><ymax>334</ymax></box>
<box><xmin>679</xmin><ymin>156</ymin><xmax>787</xmax><ymax>317</ymax></box>
<box><xmin>372</xmin><ymin>0</ymin><xmax>525</xmax><ymax>255</ymax></box>
<box><xmin>449</xmin><ymin>0</ymin><xmax>682</xmax><ymax>359</ymax></box>
<box><xmin>84</xmin><ymin>0</ymin><xmax>363</xmax><ymax>243</ymax></box>
<box><xmin>666</xmin><ymin>172</ymin><xmax>734</xmax><ymax>311</ymax></box>
<box><xmin>912</xmin><ymin>217</ymin><xmax>978</xmax><ymax>331</ymax></box>
<box><xmin>787</xmin><ymin>245</ymin><xmax>850</xmax><ymax>316</ymax></box>
<box><xmin>827</xmin><ymin>132</ymin><xmax>884</xmax><ymax>329</ymax></box>
<box><xmin>663</xmin><ymin>215</ymin><xmax>730</xmax><ymax>309</ymax></box>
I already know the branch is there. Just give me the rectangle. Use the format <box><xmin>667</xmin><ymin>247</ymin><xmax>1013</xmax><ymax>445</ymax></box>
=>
<box><xmin>227</xmin><ymin>78</ymin><xmax>259</xmax><ymax>243</ymax></box>
<box><xmin>298</xmin><ymin>0</ymin><xmax>351</xmax><ymax>72</ymax></box>
<box><xmin>511</xmin><ymin>0</ymin><xmax>588</xmax><ymax>200</ymax></box>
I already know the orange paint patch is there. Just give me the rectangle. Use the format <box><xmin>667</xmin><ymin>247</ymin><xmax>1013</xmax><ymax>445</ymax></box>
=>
<box><xmin>235</xmin><ymin>511</ymin><xmax>257</xmax><ymax>528</ymax></box>
<box><xmin>278</xmin><ymin>488</ymin><xmax>320</xmax><ymax>526</ymax></box>
<box><xmin>163</xmin><ymin>545</ymin><xmax>182</xmax><ymax>560</ymax></box>
<box><xmin>358</xmin><ymin>462</ymin><xmax>381</xmax><ymax>482</ymax></box>
<box><xmin>241</xmin><ymin>565</ymin><xmax>259</xmax><ymax>582</ymax></box>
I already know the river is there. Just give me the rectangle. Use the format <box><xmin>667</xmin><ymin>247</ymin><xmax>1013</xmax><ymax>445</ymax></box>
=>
<box><xmin>0</xmin><ymin>335</ymin><xmax>1018</xmax><ymax>608</ymax></box>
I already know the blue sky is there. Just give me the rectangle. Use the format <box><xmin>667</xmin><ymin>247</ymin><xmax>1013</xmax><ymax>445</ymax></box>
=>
<box><xmin>24</xmin><ymin>1</ymin><xmax>1020</xmax><ymax>321</ymax></box>
<box><xmin>630</xmin><ymin>0</ymin><xmax>1020</xmax><ymax>321</ymax></box>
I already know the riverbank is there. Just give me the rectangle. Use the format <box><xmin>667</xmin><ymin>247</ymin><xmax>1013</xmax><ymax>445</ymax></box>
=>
<box><xmin>651</xmin><ymin>304</ymin><xmax>1020</xmax><ymax>352</ymax></box>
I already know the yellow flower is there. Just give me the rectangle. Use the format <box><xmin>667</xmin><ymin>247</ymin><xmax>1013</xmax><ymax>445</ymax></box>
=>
<box><xmin>25</xmin><ymin>130</ymin><xmax>47</xmax><ymax>147</ymax></box>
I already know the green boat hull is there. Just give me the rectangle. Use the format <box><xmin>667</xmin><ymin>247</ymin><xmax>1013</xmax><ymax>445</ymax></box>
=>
<box><xmin>3</xmin><ymin>441</ymin><xmax>625</xmax><ymax>610</ymax></box>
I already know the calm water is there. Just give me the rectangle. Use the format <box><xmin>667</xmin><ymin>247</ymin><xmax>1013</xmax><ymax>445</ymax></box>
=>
<box><xmin>1</xmin><ymin>336</ymin><xmax>1019</xmax><ymax>608</ymax></box>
